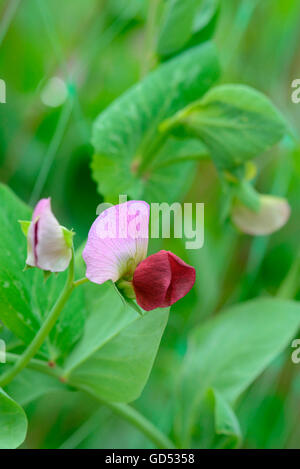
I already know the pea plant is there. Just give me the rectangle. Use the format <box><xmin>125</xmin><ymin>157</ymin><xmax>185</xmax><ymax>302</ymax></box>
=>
<box><xmin>0</xmin><ymin>0</ymin><xmax>299</xmax><ymax>449</ymax></box>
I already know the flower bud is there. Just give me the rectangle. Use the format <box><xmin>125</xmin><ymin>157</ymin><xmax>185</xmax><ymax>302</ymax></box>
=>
<box><xmin>19</xmin><ymin>198</ymin><xmax>73</xmax><ymax>272</ymax></box>
<box><xmin>132</xmin><ymin>250</ymin><xmax>196</xmax><ymax>311</ymax></box>
<box><xmin>231</xmin><ymin>195</ymin><xmax>290</xmax><ymax>236</ymax></box>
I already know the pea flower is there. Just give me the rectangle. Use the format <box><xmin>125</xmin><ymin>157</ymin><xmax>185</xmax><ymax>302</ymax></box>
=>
<box><xmin>132</xmin><ymin>250</ymin><xmax>196</xmax><ymax>311</ymax></box>
<box><xmin>19</xmin><ymin>198</ymin><xmax>73</xmax><ymax>272</ymax></box>
<box><xmin>82</xmin><ymin>201</ymin><xmax>196</xmax><ymax>311</ymax></box>
<box><xmin>231</xmin><ymin>195</ymin><xmax>291</xmax><ymax>236</ymax></box>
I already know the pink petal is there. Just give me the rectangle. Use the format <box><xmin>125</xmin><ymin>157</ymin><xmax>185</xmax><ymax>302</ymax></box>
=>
<box><xmin>26</xmin><ymin>198</ymin><xmax>72</xmax><ymax>272</ymax></box>
<box><xmin>33</xmin><ymin>198</ymin><xmax>51</xmax><ymax>220</ymax></box>
<box><xmin>133</xmin><ymin>250</ymin><xmax>196</xmax><ymax>311</ymax></box>
<box><xmin>82</xmin><ymin>201</ymin><xmax>150</xmax><ymax>284</ymax></box>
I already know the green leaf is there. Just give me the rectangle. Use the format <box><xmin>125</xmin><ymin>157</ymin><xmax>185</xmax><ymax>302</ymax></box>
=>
<box><xmin>0</xmin><ymin>184</ymin><xmax>85</xmax><ymax>359</ymax></box>
<box><xmin>0</xmin><ymin>389</ymin><xmax>27</xmax><ymax>449</ymax></box>
<box><xmin>162</xmin><ymin>84</ymin><xmax>286</xmax><ymax>171</ymax></box>
<box><xmin>63</xmin><ymin>281</ymin><xmax>169</xmax><ymax>403</ymax></box>
<box><xmin>124</xmin><ymin>298</ymin><xmax>144</xmax><ymax>316</ymax></box>
<box><xmin>0</xmin><ymin>185</ymin><xmax>39</xmax><ymax>344</ymax></box>
<box><xmin>5</xmin><ymin>368</ymin><xmax>66</xmax><ymax>407</ymax></box>
<box><xmin>212</xmin><ymin>389</ymin><xmax>242</xmax><ymax>449</ymax></box>
<box><xmin>176</xmin><ymin>298</ymin><xmax>300</xmax><ymax>446</ymax></box>
<box><xmin>91</xmin><ymin>42</ymin><xmax>220</xmax><ymax>202</ymax></box>
<box><xmin>157</xmin><ymin>0</ymin><xmax>219</xmax><ymax>58</ymax></box>
<box><xmin>143</xmin><ymin>137</ymin><xmax>208</xmax><ymax>203</ymax></box>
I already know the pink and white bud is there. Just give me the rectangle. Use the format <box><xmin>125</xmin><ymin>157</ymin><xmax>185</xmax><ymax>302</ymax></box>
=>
<box><xmin>231</xmin><ymin>195</ymin><xmax>291</xmax><ymax>236</ymax></box>
<box><xmin>20</xmin><ymin>198</ymin><xmax>73</xmax><ymax>272</ymax></box>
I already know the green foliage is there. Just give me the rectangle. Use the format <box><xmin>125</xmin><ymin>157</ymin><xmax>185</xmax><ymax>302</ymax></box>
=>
<box><xmin>0</xmin><ymin>184</ymin><xmax>85</xmax><ymax>359</ymax></box>
<box><xmin>64</xmin><ymin>281</ymin><xmax>169</xmax><ymax>403</ymax></box>
<box><xmin>212</xmin><ymin>389</ymin><xmax>241</xmax><ymax>449</ymax></box>
<box><xmin>5</xmin><ymin>369</ymin><xmax>66</xmax><ymax>407</ymax></box>
<box><xmin>0</xmin><ymin>185</ymin><xmax>40</xmax><ymax>344</ymax></box>
<box><xmin>0</xmin><ymin>389</ymin><xmax>28</xmax><ymax>449</ymax></box>
<box><xmin>176</xmin><ymin>298</ymin><xmax>300</xmax><ymax>446</ymax></box>
<box><xmin>0</xmin><ymin>0</ymin><xmax>299</xmax><ymax>451</ymax></box>
<box><xmin>143</xmin><ymin>137</ymin><xmax>208</xmax><ymax>203</ymax></box>
<box><xmin>162</xmin><ymin>84</ymin><xmax>287</xmax><ymax>171</ymax></box>
<box><xmin>157</xmin><ymin>0</ymin><xmax>219</xmax><ymax>58</ymax></box>
<box><xmin>0</xmin><ymin>186</ymin><xmax>168</xmax><ymax>408</ymax></box>
<box><xmin>91</xmin><ymin>42</ymin><xmax>220</xmax><ymax>202</ymax></box>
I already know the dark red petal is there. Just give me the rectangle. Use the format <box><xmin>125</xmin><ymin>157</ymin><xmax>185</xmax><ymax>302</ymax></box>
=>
<box><xmin>162</xmin><ymin>251</ymin><xmax>196</xmax><ymax>307</ymax></box>
<box><xmin>133</xmin><ymin>250</ymin><xmax>196</xmax><ymax>311</ymax></box>
<box><xmin>132</xmin><ymin>251</ymin><xmax>171</xmax><ymax>311</ymax></box>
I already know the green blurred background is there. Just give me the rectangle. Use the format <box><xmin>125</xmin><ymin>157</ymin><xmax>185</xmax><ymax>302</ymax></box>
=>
<box><xmin>0</xmin><ymin>0</ymin><xmax>300</xmax><ymax>449</ymax></box>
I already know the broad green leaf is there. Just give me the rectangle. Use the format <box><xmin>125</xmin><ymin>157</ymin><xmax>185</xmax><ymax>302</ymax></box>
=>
<box><xmin>63</xmin><ymin>281</ymin><xmax>169</xmax><ymax>403</ymax></box>
<box><xmin>0</xmin><ymin>185</ymin><xmax>39</xmax><ymax>343</ymax></box>
<box><xmin>162</xmin><ymin>84</ymin><xmax>286</xmax><ymax>171</ymax></box>
<box><xmin>0</xmin><ymin>389</ymin><xmax>27</xmax><ymax>449</ymax></box>
<box><xmin>0</xmin><ymin>184</ymin><xmax>85</xmax><ymax>359</ymax></box>
<box><xmin>144</xmin><ymin>137</ymin><xmax>208</xmax><ymax>202</ymax></box>
<box><xmin>157</xmin><ymin>0</ymin><xmax>219</xmax><ymax>58</ymax></box>
<box><xmin>91</xmin><ymin>42</ymin><xmax>220</xmax><ymax>202</ymax></box>
<box><xmin>176</xmin><ymin>298</ymin><xmax>300</xmax><ymax>446</ymax></box>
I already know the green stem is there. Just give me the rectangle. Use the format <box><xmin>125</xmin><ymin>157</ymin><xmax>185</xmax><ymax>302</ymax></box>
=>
<box><xmin>29</xmin><ymin>99</ymin><xmax>73</xmax><ymax>205</ymax></box>
<box><xmin>0</xmin><ymin>251</ymin><xmax>75</xmax><ymax>388</ymax></box>
<box><xmin>83</xmin><ymin>388</ymin><xmax>175</xmax><ymax>449</ymax></box>
<box><xmin>73</xmin><ymin>277</ymin><xmax>89</xmax><ymax>288</ymax></box>
<box><xmin>6</xmin><ymin>351</ymin><xmax>175</xmax><ymax>448</ymax></box>
<box><xmin>1</xmin><ymin>247</ymin><xmax>173</xmax><ymax>449</ymax></box>
<box><xmin>5</xmin><ymin>353</ymin><xmax>62</xmax><ymax>379</ymax></box>
<box><xmin>277</xmin><ymin>249</ymin><xmax>300</xmax><ymax>299</ymax></box>
<box><xmin>140</xmin><ymin>0</ymin><xmax>160</xmax><ymax>77</ymax></box>
<box><xmin>107</xmin><ymin>402</ymin><xmax>175</xmax><ymax>449</ymax></box>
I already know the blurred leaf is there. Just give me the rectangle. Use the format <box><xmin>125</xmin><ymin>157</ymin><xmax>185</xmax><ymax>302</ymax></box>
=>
<box><xmin>5</xmin><ymin>368</ymin><xmax>66</xmax><ymax>407</ymax></box>
<box><xmin>0</xmin><ymin>184</ymin><xmax>85</xmax><ymax>359</ymax></box>
<box><xmin>91</xmin><ymin>42</ymin><xmax>220</xmax><ymax>202</ymax></box>
<box><xmin>162</xmin><ymin>84</ymin><xmax>286</xmax><ymax>171</ymax></box>
<box><xmin>238</xmin><ymin>387</ymin><xmax>287</xmax><ymax>449</ymax></box>
<box><xmin>157</xmin><ymin>0</ymin><xmax>219</xmax><ymax>58</ymax></box>
<box><xmin>64</xmin><ymin>281</ymin><xmax>169</xmax><ymax>403</ymax></box>
<box><xmin>107</xmin><ymin>0</ymin><xmax>147</xmax><ymax>21</ymax></box>
<box><xmin>212</xmin><ymin>388</ymin><xmax>242</xmax><ymax>448</ymax></box>
<box><xmin>0</xmin><ymin>389</ymin><xmax>27</xmax><ymax>449</ymax></box>
<box><xmin>177</xmin><ymin>298</ymin><xmax>300</xmax><ymax>446</ymax></box>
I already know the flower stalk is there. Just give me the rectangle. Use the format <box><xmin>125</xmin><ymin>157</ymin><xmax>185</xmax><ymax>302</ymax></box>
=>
<box><xmin>104</xmin><ymin>401</ymin><xmax>175</xmax><ymax>449</ymax></box>
<box><xmin>0</xmin><ymin>249</ymin><xmax>75</xmax><ymax>388</ymax></box>
<box><xmin>79</xmin><ymin>385</ymin><xmax>176</xmax><ymax>449</ymax></box>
